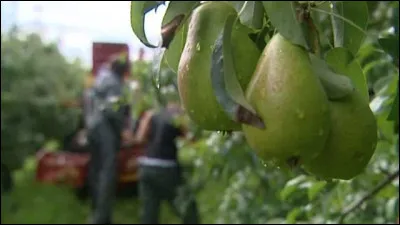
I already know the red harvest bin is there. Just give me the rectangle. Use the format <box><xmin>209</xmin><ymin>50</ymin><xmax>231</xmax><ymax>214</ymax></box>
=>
<box><xmin>35</xmin><ymin>145</ymin><xmax>144</xmax><ymax>188</ymax></box>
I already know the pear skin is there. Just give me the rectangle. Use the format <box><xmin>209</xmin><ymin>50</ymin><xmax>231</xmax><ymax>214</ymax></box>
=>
<box><xmin>242</xmin><ymin>33</ymin><xmax>331</xmax><ymax>164</ymax></box>
<box><xmin>303</xmin><ymin>91</ymin><xmax>378</xmax><ymax>180</ymax></box>
<box><xmin>178</xmin><ymin>1</ymin><xmax>261</xmax><ymax>131</ymax></box>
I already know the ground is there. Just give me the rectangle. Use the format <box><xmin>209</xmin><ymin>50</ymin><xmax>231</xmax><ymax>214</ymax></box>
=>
<box><xmin>1</xmin><ymin>157</ymin><xmax>222</xmax><ymax>224</ymax></box>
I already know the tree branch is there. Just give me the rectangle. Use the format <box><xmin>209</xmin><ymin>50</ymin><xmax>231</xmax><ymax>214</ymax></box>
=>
<box><xmin>339</xmin><ymin>169</ymin><xmax>399</xmax><ymax>223</ymax></box>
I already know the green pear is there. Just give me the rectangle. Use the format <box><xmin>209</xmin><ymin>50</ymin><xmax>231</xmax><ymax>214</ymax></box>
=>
<box><xmin>242</xmin><ymin>33</ymin><xmax>331</xmax><ymax>165</ymax></box>
<box><xmin>177</xmin><ymin>1</ymin><xmax>261</xmax><ymax>131</ymax></box>
<box><xmin>303</xmin><ymin>91</ymin><xmax>378</xmax><ymax>180</ymax></box>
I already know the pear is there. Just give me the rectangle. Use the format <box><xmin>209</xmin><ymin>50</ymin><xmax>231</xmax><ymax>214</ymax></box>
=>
<box><xmin>303</xmin><ymin>91</ymin><xmax>378</xmax><ymax>180</ymax></box>
<box><xmin>242</xmin><ymin>33</ymin><xmax>331</xmax><ymax>165</ymax></box>
<box><xmin>178</xmin><ymin>1</ymin><xmax>261</xmax><ymax>131</ymax></box>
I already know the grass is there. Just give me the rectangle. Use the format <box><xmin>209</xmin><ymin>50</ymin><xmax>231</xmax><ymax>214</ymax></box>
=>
<box><xmin>1</xmin><ymin>159</ymin><xmax>225</xmax><ymax>224</ymax></box>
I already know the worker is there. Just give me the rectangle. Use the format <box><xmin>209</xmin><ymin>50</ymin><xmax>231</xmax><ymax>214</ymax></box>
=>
<box><xmin>85</xmin><ymin>52</ymin><xmax>131</xmax><ymax>224</ymax></box>
<box><xmin>134</xmin><ymin>102</ymin><xmax>200</xmax><ymax>224</ymax></box>
<box><xmin>61</xmin><ymin>72</ymin><xmax>94</xmax><ymax>153</ymax></box>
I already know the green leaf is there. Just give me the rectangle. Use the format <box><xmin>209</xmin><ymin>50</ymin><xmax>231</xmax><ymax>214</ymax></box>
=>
<box><xmin>330</xmin><ymin>1</ymin><xmax>369</xmax><ymax>56</ymax></box>
<box><xmin>164</xmin><ymin>19</ymin><xmax>189</xmax><ymax>73</ymax></box>
<box><xmin>228</xmin><ymin>1</ymin><xmax>245</xmax><ymax>10</ymax></box>
<box><xmin>228</xmin><ymin>1</ymin><xmax>247</xmax><ymax>16</ymax></box>
<box><xmin>236</xmin><ymin>1</ymin><xmax>265</xmax><ymax>30</ymax></box>
<box><xmin>152</xmin><ymin>51</ymin><xmax>169</xmax><ymax>106</ymax></box>
<box><xmin>379</xmin><ymin>35</ymin><xmax>399</xmax><ymax>64</ymax></box>
<box><xmin>307</xmin><ymin>181</ymin><xmax>327</xmax><ymax>201</ymax></box>
<box><xmin>280</xmin><ymin>175</ymin><xmax>308</xmax><ymax>201</ymax></box>
<box><xmin>161</xmin><ymin>1</ymin><xmax>200</xmax><ymax>48</ymax></box>
<box><xmin>325</xmin><ymin>47</ymin><xmax>369</xmax><ymax>101</ymax></box>
<box><xmin>280</xmin><ymin>184</ymin><xmax>298</xmax><ymax>202</ymax></box>
<box><xmin>210</xmin><ymin>14</ymin><xmax>265</xmax><ymax>129</ymax></box>
<box><xmin>331</xmin><ymin>2</ymin><xmax>344</xmax><ymax>49</ymax></box>
<box><xmin>286</xmin><ymin>207</ymin><xmax>302</xmax><ymax>224</ymax></box>
<box><xmin>375</xmin><ymin>111</ymin><xmax>396</xmax><ymax>142</ymax></box>
<box><xmin>263</xmin><ymin>1</ymin><xmax>308</xmax><ymax>49</ymax></box>
<box><xmin>161</xmin><ymin>1</ymin><xmax>198</xmax><ymax>27</ymax></box>
<box><xmin>130</xmin><ymin>1</ymin><xmax>165</xmax><ymax>48</ymax></box>
<box><xmin>309</xmin><ymin>53</ymin><xmax>355</xmax><ymax>100</ymax></box>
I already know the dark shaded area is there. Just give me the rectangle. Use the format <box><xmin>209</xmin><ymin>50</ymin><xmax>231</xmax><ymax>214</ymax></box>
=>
<box><xmin>1</xmin><ymin>163</ymin><xmax>14</xmax><ymax>193</ymax></box>
<box><xmin>368</xmin><ymin>87</ymin><xmax>375</xmax><ymax>100</ymax></box>
<box><xmin>248</xmin><ymin>27</ymin><xmax>269</xmax><ymax>51</ymax></box>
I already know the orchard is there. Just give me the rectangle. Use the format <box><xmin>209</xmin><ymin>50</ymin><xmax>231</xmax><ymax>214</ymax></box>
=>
<box><xmin>0</xmin><ymin>1</ymin><xmax>398</xmax><ymax>224</ymax></box>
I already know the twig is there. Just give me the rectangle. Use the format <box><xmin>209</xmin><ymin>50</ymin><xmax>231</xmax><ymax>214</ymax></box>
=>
<box><xmin>339</xmin><ymin>169</ymin><xmax>399</xmax><ymax>223</ymax></box>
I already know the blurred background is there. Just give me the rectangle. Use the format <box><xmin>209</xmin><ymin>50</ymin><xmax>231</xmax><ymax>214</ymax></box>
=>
<box><xmin>1</xmin><ymin>1</ymin><xmax>165</xmax><ymax>63</ymax></box>
<box><xmin>1</xmin><ymin>1</ymin><xmax>399</xmax><ymax>224</ymax></box>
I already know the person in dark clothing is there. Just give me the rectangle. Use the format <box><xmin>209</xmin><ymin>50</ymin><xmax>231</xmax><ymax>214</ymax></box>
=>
<box><xmin>134</xmin><ymin>103</ymin><xmax>200</xmax><ymax>224</ymax></box>
<box><xmin>85</xmin><ymin>52</ymin><xmax>131</xmax><ymax>224</ymax></box>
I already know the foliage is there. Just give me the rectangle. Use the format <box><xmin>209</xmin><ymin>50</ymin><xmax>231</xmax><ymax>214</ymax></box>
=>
<box><xmin>130</xmin><ymin>53</ymin><xmax>180</xmax><ymax>117</ymax></box>
<box><xmin>131</xmin><ymin>1</ymin><xmax>399</xmax><ymax>224</ymax></box>
<box><xmin>1</xmin><ymin>28</ymin><xmax>85</xmax><ymax>171</ymax></box>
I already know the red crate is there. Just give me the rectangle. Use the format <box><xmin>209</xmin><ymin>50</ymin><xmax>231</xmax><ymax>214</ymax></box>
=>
<box><xmin>35</xmin><ymin>145</ymin><xmax>144</xmax><ymax>188</ymax></box>
<box><xmin>92</xmin><ymin>42</ymin><xmax>129</xmax><ymax>77</ymax></box>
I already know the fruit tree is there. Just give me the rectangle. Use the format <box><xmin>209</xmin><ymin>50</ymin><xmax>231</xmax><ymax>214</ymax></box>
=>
<box><xmin>130</xmin><ymin>1</ymin><xmax>399</xmax><ymax>223</ymax></box>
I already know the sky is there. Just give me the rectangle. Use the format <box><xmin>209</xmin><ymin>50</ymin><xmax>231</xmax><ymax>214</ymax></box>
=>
<box><xmin>1</xmin><ymin>1</ymin><xmax>168</xmax><ymax>67</ymax></box>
